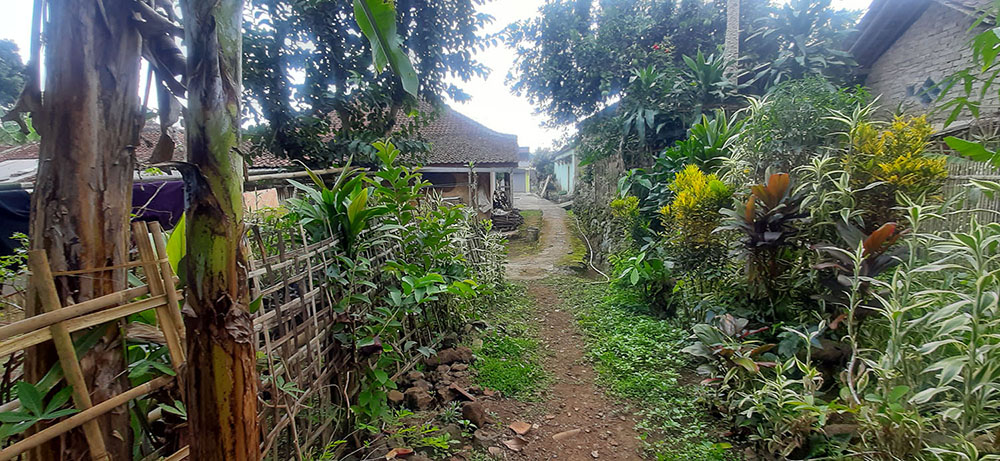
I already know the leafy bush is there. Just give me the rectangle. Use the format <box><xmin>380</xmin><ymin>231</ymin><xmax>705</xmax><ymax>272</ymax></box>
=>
<box><xmin>719</xmin><ymin>173</ymin><xmax>807</xmax><ymax>299</ymax></box>
<box><xmin>729</xmin><ymin>77</ymin><xmax>870</xmax><ymax>182</ymax></box>
<box><xmin>661</xmin><ymin>166</ymin><xmax>731</xmax><ymax>247</ymax></box>
<box><xmin>846</xmin><ymin>116</ymin><xmax>948</xmax><ymax>228</ymax></box>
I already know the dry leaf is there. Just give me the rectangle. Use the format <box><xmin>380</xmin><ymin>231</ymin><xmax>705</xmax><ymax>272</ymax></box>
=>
<box><xmin>385</xmin><ymin>447</ymin><xmax>414</xmax><ymax>459</ymax></box>
<box><xmin>502</xmin><ymin>436</ymin><xmax>528</xmax><ymax>452</ymax></box>
<box><xmin>509</xmin><ymin>421</ymin><xmax>531</xmax><ymax>436</ymax></box>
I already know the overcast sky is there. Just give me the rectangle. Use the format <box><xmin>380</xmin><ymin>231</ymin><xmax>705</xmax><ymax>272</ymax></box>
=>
<box><xmin>0</xmin><ymin>0</ymin><xmax>871</xmax><ymax>152</ymax></box>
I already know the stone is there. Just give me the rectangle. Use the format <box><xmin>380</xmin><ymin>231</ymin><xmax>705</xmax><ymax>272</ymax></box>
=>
<box><xmin>552</xmin><ymin>429</ymin><xmax>581</xmax><ymax>442</ymax></box>
<box><xmin>509</xmin><ymin>421</ymin><xmax>531</xmax><ymax>435</ymax></box>
<box><xmin>442</xmin><ymin>423</ymin><xmax>463</xmax><ymax>442</ymax></box>
<box><xmin>412</xmin><ymin>379</ymin><xmax>433</xmax><ymax>391</ymax></box>
<box><xmin>448</xmin><ymin>383</ymin><xmax>476</xmax><ymax>401</ymax></box>
<box><xmin>423</xmin><ymin>347</ymin><xmax>474</xmax><ymax>366</ymax></box>
<box><xmin>406</xmin><ymin>370</ymin><xmax>425</xmax><ymax>381</ymax></box>
<box><xmin>473</xmin><ymin>429</ymin><xmax>498</xmax><ymax>449</ymax></box>
<box><xmin>462</xmin><ymin>401</ymin><xmax>489</xmax><ymax>428</ymax></box>
<box><xmin>503</xmin><ymin>437</ymin><xmax>528</xmax><ymax>452</ymax></box>
<box><xmin>404</xmin><ymin>387</ymin><xmax>433</xmax><ymax>410</ymax></box>
<box><xmin>436</xmin><ymin>364</ymin><xmax>452</xmax><ymax>373</ymax></box>
<box><xmin>387</xmin><ymin>390</ymin><xmax>405</xmax><ymax>405</ymax></box>
<box><xmin>451</xmin><ymin>363</ymin><xmax>469</xmax><ymax>371</ymax></box>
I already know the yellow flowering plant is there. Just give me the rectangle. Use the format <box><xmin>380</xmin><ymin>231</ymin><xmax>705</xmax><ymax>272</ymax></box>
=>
<box><xmin>846</xmin><ymin>116</ymin><xmax>948</xmax><ymax>227</ymax></box>
<box><xmin>660</xmin><ymin>165</ymin><xmax>732</xmax><ymax>247</ymax></box>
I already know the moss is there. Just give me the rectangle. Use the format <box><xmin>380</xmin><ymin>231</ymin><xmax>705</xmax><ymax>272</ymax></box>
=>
<box><xmin>560</xmin><ymin>211</ymin><xmax>589</xmax><ymax>268</ymax></box>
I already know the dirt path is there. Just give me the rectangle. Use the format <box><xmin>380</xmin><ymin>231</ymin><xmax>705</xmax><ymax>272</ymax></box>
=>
<box><xmin>484</xmin><ymin>194</ymin><xmax>642</xmax><ymax>460</ymax></box>
<box><xmin>505</xmin><ymin>194</ymin><xmax>575</xmax><ymax>280</ymax></box>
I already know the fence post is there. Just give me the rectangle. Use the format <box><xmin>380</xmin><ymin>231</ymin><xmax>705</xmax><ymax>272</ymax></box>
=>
<box><xmin>27</xmin><ymin>250</ymin><xmax>110</xmax><ymax>461</ymax></box>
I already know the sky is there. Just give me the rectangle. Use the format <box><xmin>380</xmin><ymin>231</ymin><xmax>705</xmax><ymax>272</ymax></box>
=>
<box><xmin>0</xmin><ymin>0</ymin><xmax>872</xmax><ymax>152</ymax></box>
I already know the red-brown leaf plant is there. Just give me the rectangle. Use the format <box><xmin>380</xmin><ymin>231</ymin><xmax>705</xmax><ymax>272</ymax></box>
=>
<box><xmin>719</xmin><ymin>173</ymin><xmax>807</xmax><ymax>296</ymax></box>
<box><xmin>812</xmin><ymin>221</ymin><xmax>907</xmax><ymax>322</ymax></box>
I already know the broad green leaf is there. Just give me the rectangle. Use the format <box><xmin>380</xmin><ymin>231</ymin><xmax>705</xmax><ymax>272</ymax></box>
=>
<box><xmin>353</xmin><ymin>0</ymin><xmax>419</xmax><ymax>97</ymax></box>
<box><xmin>166</xmin><ymin>214</ymin><xmax>186</xmax><ymax>275</ymax></box>
<box><xmin>15</xmin><ymin>382</ymin><xmax>43</xmax><ymax>415</ymax></box>
<box><xmin>944</xmin><ymin>136</ymin><xmax>1000</xmax><ymax>166</ymax></box>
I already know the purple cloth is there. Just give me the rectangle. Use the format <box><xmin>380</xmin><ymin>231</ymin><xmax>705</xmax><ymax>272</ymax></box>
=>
<box><xmin>132</xmin><ymin>180</ymin><xmax>185</xmax><ymax>230</ymax></box>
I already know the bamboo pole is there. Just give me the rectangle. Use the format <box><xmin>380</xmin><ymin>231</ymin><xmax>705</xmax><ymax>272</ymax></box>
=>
<box><xmin>26</xmin><ymin>250</ymin><xmax>110</xmax><ymax>461</ymax></box>
<box><xmin>0</xmin><ymin>285</ymin><xmax>150</xmax><ymax>341</ymax></box>
<box><xmin>0</xmin><ymin>295</ymin><xmax>171</xmax><ymax>357</ymax></box>
<box><xmin>132</xmin><ymin>221</ymin><xmax>185</xmax><ymax>371</ymax></box>
<box><xmin>149</xmin><ymin>221</ymin><xmax>186</xmax><ymax>340</ymax></box>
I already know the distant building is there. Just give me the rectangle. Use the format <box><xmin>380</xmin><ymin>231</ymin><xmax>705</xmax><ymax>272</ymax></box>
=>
<box><xmin>849</xmin><ymin>0</ymin><xmax>996</xmax><ymax>125</ymax></box>
<box><xmin>512</xmin><ymin>146</ymin><xmax>531</xmax><ymax>193</ymax></box>
<box><xmin>553</xmin><ymin>147</ymin><xmax>578</xmax><ymax>195</ymax></box>
<box><xmin>414</xmin><ymin>104</ymin><xmax>520</xmax><ymax>215</ymax></box>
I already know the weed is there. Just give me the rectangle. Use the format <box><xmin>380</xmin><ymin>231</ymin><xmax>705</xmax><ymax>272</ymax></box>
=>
<box><xmin>549</xmin><ymin>276</ymin><xmax>740</xmax><ymax>460</ymax></box>
<box><xmin>469</xmin><ymin>284</ymin><xmax>547</xmax><ymax>400</ymax></box>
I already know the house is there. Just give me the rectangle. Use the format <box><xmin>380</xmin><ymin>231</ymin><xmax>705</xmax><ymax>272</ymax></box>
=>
<box><xmin>552</xmin><ymin>147</ymin><xmax>578</xmax><ymax>195</ymax></box>
<box><xmin>848</xmin><ymin>0</ymin><xmax>997</xmax><ymax>125</ymax></box>
<box><xmin>512</xmin><ymin>146</ymin><xmax>531</xmax><ymax>193</ymax></box>
<box><xmin>410</xmin><ymin>104</ymin><xmax>520</xmax><ymax>216</ymax></box>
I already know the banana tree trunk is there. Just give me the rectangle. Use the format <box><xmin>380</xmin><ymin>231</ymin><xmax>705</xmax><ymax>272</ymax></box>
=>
<box><xmin>180</xmin><ymin>0</ymin><xmax>260</xmax><ymax>459</ymax></box>
<box><xmin>26</xmin><ymin>0</ymin><xmax>141</xmax><ymax>459</ymax></box>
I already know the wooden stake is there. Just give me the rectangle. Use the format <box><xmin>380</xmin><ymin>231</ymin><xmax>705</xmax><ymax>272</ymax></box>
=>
<box><xmin>27</xmin><ymin>250</ymin><xmax>110</xmax><ymax>461</ymax></box>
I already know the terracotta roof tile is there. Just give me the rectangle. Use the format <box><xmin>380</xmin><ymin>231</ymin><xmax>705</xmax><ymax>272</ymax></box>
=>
<box><xmin>420</xmin><ymin>104</ymin><xmax>519</xmax><ymax>165</ymax></box>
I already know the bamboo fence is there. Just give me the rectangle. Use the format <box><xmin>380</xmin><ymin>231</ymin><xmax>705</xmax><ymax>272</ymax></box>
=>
<box><xmin>0</xmin><ymin>207</ymin><xmax>502</xmax><ymax>460</ymax></box>
<box><xmin>0</xmin><ymin>221</ymin><xmax>185</xmax><ymax>461</ymax></box>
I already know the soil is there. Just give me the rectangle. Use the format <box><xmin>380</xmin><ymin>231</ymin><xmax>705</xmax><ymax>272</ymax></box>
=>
<box><xmin>505</xmin><ymin>195</ymin><xmax>578</xmax><ymax>281</ymax></box>
<box><xmin>482</xmin><ymin>193</ymin><xmax>643</xmax><ymax>460</ymax></box>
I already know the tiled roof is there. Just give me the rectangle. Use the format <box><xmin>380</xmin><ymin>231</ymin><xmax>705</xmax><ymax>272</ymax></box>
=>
<box><xmin>419</xmin><ymin>104</ymin><xmax>519</xmax><ymax>165</ymax></box>
<box><xmin>329</xmin><ymin>101</ymin><xmax>520</xmax><ymax>165</ymax></box>
<box><xmin>0</xmin><ymin>123</ymin><xmax>293</xmax><ymax>168</ymax></box>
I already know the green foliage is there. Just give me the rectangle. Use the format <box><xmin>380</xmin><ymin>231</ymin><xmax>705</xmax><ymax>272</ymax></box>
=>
<box><xmin>0</xmin><ymin>39</ymin><xmax>24</xmax><ymax>108</ymax></box>
<box><xmin>680</xmin><ymin>51</ymin><xmax>735</xmax><ymax>111</ymax></box>
<box><xmin>352</xmin><ymin>0</ymin><xmax>418</xmax><ymax>97</ymax></box>
<box><xmin>242</xmin><ymin>0</ymin><xmax>488</xmax><ymax>165</ymax></box>
<box><xmin>729</xmin><ymin>77</ymin><xmax>870</xmax><ymax>181</ymax></box>
<box><xmin>743</xmin><ymin>0</ymin><xmax>860</xmax><ymax>89</ymax></box>
<box><xmin>0</xmin><ymin>384</ymin><xmax>78</xmax><ymax>442</ymax></box>
<box><xmin>0</xmin><ymin>115</ymin><xmax>38</xmax><ymax>145</ymax></box>
<box><xmin>504</xmin><ymin>0</ymin><xmax>725</xmax><ymax>126</ymax></box>
<box><xmin>0</xmin><ymin>232</ymin><xmax>27</xmax><ymax>311</ymax></box>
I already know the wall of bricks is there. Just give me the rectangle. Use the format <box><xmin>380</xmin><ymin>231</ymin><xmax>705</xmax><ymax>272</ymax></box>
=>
<box><xmin>864</xmin><ymin>1</ymin><xmax>999</xmax><ymax>125</ymax></box>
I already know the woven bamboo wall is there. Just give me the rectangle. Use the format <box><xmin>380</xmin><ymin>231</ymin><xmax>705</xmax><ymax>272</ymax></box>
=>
<box><xmin>0</xmin><ymin>207</ymin><xmax>503</xmax><ymax>460</ymax></box>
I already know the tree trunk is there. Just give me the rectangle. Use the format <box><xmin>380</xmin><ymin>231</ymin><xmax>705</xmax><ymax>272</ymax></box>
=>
<box><xmin>724</xmin><ymin>0</ymin><xmax>741</xmax><ymax>83</ymax></box>
<box><xmin>26</xmin><ymin>0</ymin><xmax>141</xmax><ymax>459</ymax></box>
<box><xmin>180</xmin><ymin>0</ymin><xmax>260</xmax><ymax>459</ymax></box>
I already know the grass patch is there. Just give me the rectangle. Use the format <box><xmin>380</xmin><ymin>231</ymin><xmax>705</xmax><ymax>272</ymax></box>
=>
<box><xmin>561</xmin><ymin>210</ymin><xmax>589</xmax><ymax>267</ymax></box>
<box><xmin>548</xmin><ymin>276</ymin><xmax>739</xmax><ymax>461</ymax></box>
<box><xmin>506</xmin><ymin>210</ymin><xmax>544</xmax><ymax>258</ymax></box>
<box><xmin>470</xmin><ymin>284</ymin><xmax>546</xmax><ymax>399</ymax></box>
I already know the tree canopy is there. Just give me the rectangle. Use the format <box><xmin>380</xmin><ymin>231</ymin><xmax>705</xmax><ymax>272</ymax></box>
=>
<box><xmin>242</xmin><ymin>0</ymin><xmax>493</xmax><ymax>166</ymax></box>
<box><xmin>503</xmin><ymin>0</ymin><xmax>731</xmax><ymax>126</ymax></box>
<box><xmin>0</xmin><ymin>39</ymin><xmax>25</xmax><ymax>109</ymax></box>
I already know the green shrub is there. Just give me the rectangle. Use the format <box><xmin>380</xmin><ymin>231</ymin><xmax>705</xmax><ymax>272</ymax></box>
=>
<box><xmin>846</xmin><ymin>115</ymin><xmax>948</xmax><ymax>229</ymax></box>
<box><xmin>730</xmin><ymin>77</ymin><xmax>870</xmax><ymax>182</ymax></box>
